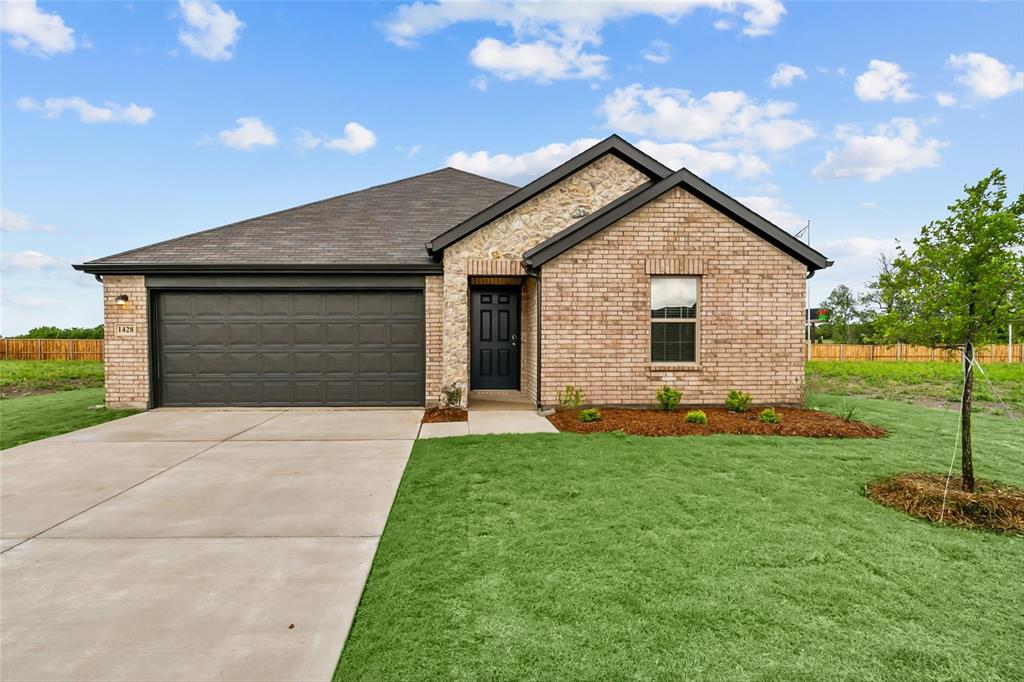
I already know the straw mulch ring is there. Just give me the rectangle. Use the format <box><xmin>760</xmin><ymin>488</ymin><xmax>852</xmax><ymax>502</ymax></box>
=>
<box><xmin>866</xmin><ymin>473</ymin><xmax>1024</xmax><ymax>535</ymax></box>
<box><xmin>549</xmin><ymin>407</ymin><xmax>885</xmax><ymax>438</ymax></box>
<box><xmin>422</xmin><ymin>407</ymin><xmax>468</xmax><ymax>423</ymax></box>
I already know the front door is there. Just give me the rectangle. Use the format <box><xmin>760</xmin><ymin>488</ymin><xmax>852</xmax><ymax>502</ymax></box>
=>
<box><xmin>471</xmin><ymin>286</ymin><xmax>520</xmax><ymax>390</ymax></box>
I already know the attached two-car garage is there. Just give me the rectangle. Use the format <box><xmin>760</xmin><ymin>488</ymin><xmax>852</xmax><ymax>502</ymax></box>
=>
<box><xmin>154</xmin><ymin>289</ymin><xmax>424</xmax><ymax>407</ymax></box>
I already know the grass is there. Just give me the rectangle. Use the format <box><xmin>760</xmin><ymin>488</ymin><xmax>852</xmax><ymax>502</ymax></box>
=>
<box><xmin>336</xmin><ymin>396</ymin><xmax>1023</xmax><ymax>681</ymax></box>
<box><xmin>0</xmin><ymin>388</ymin><xmax>137</xmax><ymax>449</ymax></box>
<box><xmin>806</xmin><ymin>361</ymin><xmax>1023</xmax><ymax>414</ymax></box>
<box><xmin>0</xmin><ymin>360</ymin><xmax>104</xmax><ymax>398</ymax></box>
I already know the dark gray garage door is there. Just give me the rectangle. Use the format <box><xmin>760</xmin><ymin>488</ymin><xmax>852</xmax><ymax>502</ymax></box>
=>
<box><xmin>155</xmin><ymin>290</ymin><xmax>424</xmax><ymax>407</ymax></box>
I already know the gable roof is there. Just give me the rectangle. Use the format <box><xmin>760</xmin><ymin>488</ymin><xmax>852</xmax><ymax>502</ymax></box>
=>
<box><xmin>75</xmin><ymin>168</ymin><xmax>517</xmax><ymax>274</ymax></box>
<box><xmin>426</xmin><ymin>134</ymin><xmax>672</xmax><ymax>257</ymax></box>
<box><xmin>523</xmin><ymin>167</ymin><xmax>833</xmax><ymax>273</ymax></box>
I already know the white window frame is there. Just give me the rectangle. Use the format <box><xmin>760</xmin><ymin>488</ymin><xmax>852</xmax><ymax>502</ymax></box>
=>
<box><xmin>650</xmin><ymin>276</ymin><xmax>700</xmax><ymax>366</ymax></box>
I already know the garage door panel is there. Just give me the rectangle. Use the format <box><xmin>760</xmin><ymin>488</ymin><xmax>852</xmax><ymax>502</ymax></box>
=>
<box><xmin>156</xmin><ymin>290</ymin><xmax>423</xmax><ymax>406</ymax></box>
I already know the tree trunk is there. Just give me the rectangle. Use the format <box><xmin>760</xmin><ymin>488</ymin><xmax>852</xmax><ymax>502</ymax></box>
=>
<box><xmin>961</xmin><ymin>340</ymin><xmax>975</xmax><ymax>493</ymax></box>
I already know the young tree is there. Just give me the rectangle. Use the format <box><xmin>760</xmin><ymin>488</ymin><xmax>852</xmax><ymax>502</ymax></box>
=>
<box><xmin>876</xmin><ymin>169</ymin><xmax>1024</xmax><ymax>491</ymax></box>
<box><xmin>820</xmin><ymin>285</ymin><xmax>861</xmax><ymax>343</ymax></box>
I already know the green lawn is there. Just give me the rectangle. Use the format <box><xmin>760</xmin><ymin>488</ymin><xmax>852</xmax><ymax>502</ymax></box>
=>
<box><xmin>336</xmin><ymin>396</ymin><xmax>1023</xmax><ymax>681</ymax></box>
<box><xmin>807</xmin><ymin>361</ymin><xmax>1023</xmax><ymax>414</ymax></box>
<box><xmin>0</xmin><ymin>360</ymin><xmax>104</xmax><ymax>398</ymax></box>
<box><xmin>0</xmin><ymin>388</ymin><xmax>137</xmax><ymax>449</ymax></box>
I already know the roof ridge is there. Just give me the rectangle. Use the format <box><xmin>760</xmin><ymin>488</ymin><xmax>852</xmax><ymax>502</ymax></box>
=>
<box><xmin>85</xmin><ymin>167</ymin><xmax>511</xmax><ymax>265</ymax></box>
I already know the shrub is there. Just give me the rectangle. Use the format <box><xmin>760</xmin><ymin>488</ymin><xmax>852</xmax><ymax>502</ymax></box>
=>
<box><xmin>758</xmin><ymin>408</ymin><xmax>781</xmax><ymax>424</ymax></box>
<box><xmin>558</xmin><ymin>384</ymin><xmax>584</xmax><ymax>409</ymax></box>
<box><xmin>578</xmin><ymin>407</ymin><xmax>601</xmax><ymax>423</ymax></box>
<box><xmin>655</xmin><ymin>385</ymin><xmax>681</xmax><ymax>411</ymax></box>
<box><xmin>441</xmin><ymin>383</ymin><xmax>462</xmax><ymax>408</ymax></box>
<box><xmin>725</xmin><ymin>390</ymin><xmax>753</xmax><ymax>413</ymax></box>
<box><xmin>840</xmin><ymin>400</ymin><xmax>858</xmax><ymax>422</ymax></box>
<box><xmin>684</xmin><ymin>410</ymin><xmax>708</xmax><ymax>424</ymax></box>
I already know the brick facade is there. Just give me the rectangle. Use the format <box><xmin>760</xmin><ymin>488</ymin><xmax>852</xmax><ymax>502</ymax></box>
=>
<box><xmin>424</xmin><ymin>275</ymin><xmax>444</xmax><ymax>406</ymax></box>
<box><xmin>539</xmin><ymin>187</ymin><xmax>806</xmax><ymax>407</ymax></box>
<box><xmin>102</xmin><ymin>275</ymin><xmax>150</xmax><ymax>409</ymax></box>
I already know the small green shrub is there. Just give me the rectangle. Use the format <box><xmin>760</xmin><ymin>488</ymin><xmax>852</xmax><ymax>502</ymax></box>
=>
<box><xmin>684</xmin><ymin>410</ymin><xmax>708</xmax><ymax>425</ymax></box>
<box><xmin>758</xmin><ymin>407</ymin><xmax>781</xmax><ymax>424</ymax></box>
<box><xmin>725</xmin><ymin>389</ymin><xmax>753</xmax><ymax>413</ymax></box>
<box><xmin>441</xmin><ymin>383</ymin><xmax>462</xmax><ymax>408</ymax></box>
<box><xmin>655</xmin><ymin>385</ymin><xmax>681</xmax><ymax>411</ymax></box>
<box><xmin>578</xmin><ymin>407</ymin><xmax>601</xmax><ymax>423</ymax></box>
<box><xmin>558</xmin><ymin>384</ymin><xmax>584</xmax><ymax>409</ymax></box>
<box><xmin>840</xmin><ymin>399</ymin><xmax>858</xmax><ymax>422</ymax></box>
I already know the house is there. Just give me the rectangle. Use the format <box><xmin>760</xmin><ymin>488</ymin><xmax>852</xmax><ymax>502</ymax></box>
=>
<box><xmin>75</xmin><ymin>135</ymin><xmax>831</xmax><ymax>410</ymax></box>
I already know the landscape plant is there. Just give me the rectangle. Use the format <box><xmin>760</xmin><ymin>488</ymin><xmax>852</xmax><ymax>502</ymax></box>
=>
<box><xmin>874</xmin><ymin>169</ymin><xmax>1024</xmax><ymax>491</ymax></box>
<box><xmin>558</xmin><ymin>384</ymin><xmax>584</xmax><ymax>409</ymax></box>
<box><xmin>684</xmin><ymin>410</ymin><xmax>707</xmax><ymax>424</ymax></box>
<box><xmin>655</xmin><ymin>385</ymin><xmax>681</xmax><ymax>411</ymax></box>
<box><xmin>724</xmin><ymin>390</ymin><xmax>753</xmax><ymax>413</ymax></box>
<box><xmin>440</xmin><ymin>383</ymin><xmax>463</xmax><ymax>409</ymax></box>
<box><xmin>758</xmin><ymin>408</ymin><xmax>781</xmax><ymax>424</ymax></box>
<box><xmin>578</xmin><ymin>407</ymin><xmax>601</xmax><ymax>423</ymax></box>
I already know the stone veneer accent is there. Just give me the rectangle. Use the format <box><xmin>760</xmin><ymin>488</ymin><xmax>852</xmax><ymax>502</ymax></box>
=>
<box><xmin>440</xmin><ymin>154</ymin><xmax>649</xmax><ymax>406</ymax></box>
<box><xmin>540</xmin><ymin>187</ymin><xmax>807</xmax><ymax>406</ymax></box>
<box><xmin>103</xmin><ymin>275</ymin><xmax>150</xmax><ymax>409</ymax></box>
<box><xmin>424</xmin><ymin>275</ymin><xmax>444</xmax><ymax>405</ymax></box>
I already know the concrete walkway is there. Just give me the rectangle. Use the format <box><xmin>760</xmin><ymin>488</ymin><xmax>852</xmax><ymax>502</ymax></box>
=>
<box><xmin>0</xmin><ymin>408</ymin><xmax>421</xmax><ymax>682</ymax></box>
<box><xmin>418</xmin><ymin>396</ymin><xmax>558</xmax><ymax>439</ymax></box>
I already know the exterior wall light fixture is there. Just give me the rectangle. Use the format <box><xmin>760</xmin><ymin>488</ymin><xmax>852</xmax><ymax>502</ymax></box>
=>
<box><xmin>115</xmin><ymin>294</ymin><xmax>129</xmax><ymax>306</ymax></box>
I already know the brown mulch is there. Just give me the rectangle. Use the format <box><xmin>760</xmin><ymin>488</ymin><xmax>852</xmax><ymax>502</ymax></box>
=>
<box><xmin>548</xmin><ymin>406</ymin><xmax>886</xmax><ymax>438</ymax></box>
<box><xmin>867</xmin><ymin>473</ymin><xmax>1024</xmax><ymax>535</ymax></box>
<box><xmin>422</xmin><ymin>406</ymin><xmax>469</xmax><ymax>423</ymax></box>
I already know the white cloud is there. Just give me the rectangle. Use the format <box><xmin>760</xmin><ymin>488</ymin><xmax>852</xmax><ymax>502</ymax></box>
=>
<box><xmin>296</xmin><ymin>122</ymin><xmax>377</xmax><ymax>154</ymax></box>
<box><xmin>407</xmin><ymin>144</ymin><xmax>422</xmax><ymax>158</ymax></box>
<box><xmin>16</xmin><ymin>96</ymin><xmax>154</xmax><ymax>124</ymax></box>
<box><xmin>934</xmin><ymin>92</ymin><xmax>957</xmax><ymax>107</ymax></box>
<box><xmin>1</xmin><ymin>250</ymin><xmax>63</xmax><ymax>271</ymax></box>
<box><xmin>770</xmin><ymin>63</ymin><xmax>806</xmax><ymax>88</ymax></box>
<box><xmin>819</xmin><ymin>236</ymin><xmax>898</xmax><ymax>263</ymax></box>
<box><xmin>947</xmin><ymin>52</ymin><xmax>1024</xmax><ymax>100</ymax></box>
<box><xmin>382</xmin><ymin>1</ymin><xmax>783</xmax><ymax>82</ymax></box>
<box><xmin>178</xmin><ymin>0</ymin><xmax>243</xmax><ymax>61</ymax></box>
<box><xmin>812</xmin><ymin>118</ymin><xmax>946</xmax><ymax>182</ymax></box>
<box><xmin>0</xmin><ymin>0</ymin><xmax>75</xmax><ymax>56</ymax></box>
<box><xmin>446</xmin><ymin>138</ymin><xmax>601</xmax><ymax>181</ymax></box>
<box><xmin>1</xmin><ymin>208</ymin><xmax>54</xmax><ymax>232</ymax></box>
<box><xmin>636</xmin><ymin>141</ymin><xmax>770</xmax><ymax>180</ymax></box>
<box><xmin>469</xmin><ymin>37</ymin><xmax>607</xmax><ymax>81</ymax></box>
<box><xmin>599</xmin><ymin>84</ymin><xmax>816</xmax><ymax>153</ymax></box>
<box><xmin>712</xmin><ymin>19</ymin><xmax>732</xmax><ymax>30</ymax></box>
<box><xmin>735</xmin><ymin>195</ymin><xmax>805</xmax><ymax>230</ymax></box>
<box><xmin>216</xmin><ymin>117</ymin><xmax>277</xmax><ymax>150</ymax></box>
<box><xmin>641</xmin><ymin>39</ymin><xmax>671</xmax><ymax>65</ymax></box>
<box><xmin>854</xmin><ymin>59</ymin><xmax>916</xmax><ymax>102</ymax></box>
<box><xmin>471</xmin><ymin>75</ymin><xmax>488</xmax><ymax>91</ymax></box>
<box><xmin>860</xmin><ymin>201</ymin><xmax>877</xmax><ymax>209</ymax></box>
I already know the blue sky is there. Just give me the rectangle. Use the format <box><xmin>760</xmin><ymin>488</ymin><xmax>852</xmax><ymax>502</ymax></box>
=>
<box><xmin>2</xmin><ymin>0</ymin><xmax>1022</xmax><ymax>335</ymax></box>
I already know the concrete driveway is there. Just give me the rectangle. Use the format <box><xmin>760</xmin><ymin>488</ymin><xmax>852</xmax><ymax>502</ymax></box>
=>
<box><xmin>0</xmin><ymin>408</ymin><xmax>422</xmax><ymax>681</ymax></box>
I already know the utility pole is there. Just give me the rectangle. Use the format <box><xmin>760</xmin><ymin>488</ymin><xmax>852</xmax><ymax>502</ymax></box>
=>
<box><xmin>796</xmin><ymin>220</ymin><xmax>813</xmax><ymax>361</ymax></box>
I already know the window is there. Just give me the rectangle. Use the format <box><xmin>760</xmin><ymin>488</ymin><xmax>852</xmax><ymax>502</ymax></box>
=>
<box><xmin>651</xmin><ymin>277</ymin><xmax>698</xmax><ymax>363</ymax></box>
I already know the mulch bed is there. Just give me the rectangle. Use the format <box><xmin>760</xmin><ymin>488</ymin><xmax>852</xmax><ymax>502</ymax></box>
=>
<box><xmin>422</xmin><ymin>407</ymin><xmax>468</xmax><ymax>423</ymax></box>
<box><xmin>548</xmin><ymin>407</ymin><xmax>886</xmax><ymax>438</ymax></box>
<box><xmin>867</xmin><ymin>473</ymin><xmax>1024</xmax><ymax>535</ymax></box>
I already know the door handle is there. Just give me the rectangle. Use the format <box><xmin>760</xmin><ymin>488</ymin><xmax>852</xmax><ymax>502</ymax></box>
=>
<box><xmin>512</xmin><ymin>334</ymin><xmax>518</xmax><ymax>347</ymax></box>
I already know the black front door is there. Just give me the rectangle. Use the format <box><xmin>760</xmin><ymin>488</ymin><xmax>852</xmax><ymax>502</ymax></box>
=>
<box><xmin>471</xmin><ymin>287</ymin><xmax>520</xmax><ymax>390</ymax></box>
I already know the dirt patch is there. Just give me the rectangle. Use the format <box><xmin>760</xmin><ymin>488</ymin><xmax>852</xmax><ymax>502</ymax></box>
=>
<box><xmin>548</xmin><ymin>406</ymin><xmax>886</xmax><ymax>438</ymax></box>
<box><xmin>422</xmin><ymin>407</ymin><xmax>469</xmax><ymax>423</ymax></box>
<box><xmin>867</xmin><ymin>473</ymin><xmax>1024</xmax><ymax>535</ymax></box>
<box><xmin>0</xmin><ymin>379</ymin><xmax>101</xmax><ymax>400</ymax></box>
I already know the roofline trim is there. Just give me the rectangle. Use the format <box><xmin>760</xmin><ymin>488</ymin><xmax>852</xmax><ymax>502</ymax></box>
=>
<box><xmin>427</xmin><ymin>134</ymin><xmax>672</xmax><ymax>256</ymax></box>
<box><xmin>72</xmin><ymin>263</ymin><xmax>444</xmax><ymax>276</ymax></box>
<box><xmin>522</xmin><ymin>168</ymin><xmax>833</xmax><ymax>271</ymax></box>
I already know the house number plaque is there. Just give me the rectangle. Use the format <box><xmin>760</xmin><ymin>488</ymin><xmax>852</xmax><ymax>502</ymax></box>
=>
<box><xmin>115</xmin><ymin>324</ymin><xmax>137</xmax><ymax>337</ymax></box>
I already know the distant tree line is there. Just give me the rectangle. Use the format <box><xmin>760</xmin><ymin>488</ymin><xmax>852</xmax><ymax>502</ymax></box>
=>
<box><xmin>6</xmin><ymin>325</ymin><xmax>104</xmax><ymax>339</ymax></box>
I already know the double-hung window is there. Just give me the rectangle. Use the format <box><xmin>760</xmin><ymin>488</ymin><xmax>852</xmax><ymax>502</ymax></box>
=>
<box><xmin>651</xmin><ymin>277</ymin><xmax>698</xmax><ymax>363</ymax></box>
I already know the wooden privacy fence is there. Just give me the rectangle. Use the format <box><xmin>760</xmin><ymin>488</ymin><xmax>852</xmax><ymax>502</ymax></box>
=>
<box><xmin>807</xmin><ymin>343</ymin><xmax>1023</xmax><ymax>364</ymax></box>
<box><xmin>0</xmin><ymin>338</ymin><xmax>104</xmax><ymax>361</ymax></box>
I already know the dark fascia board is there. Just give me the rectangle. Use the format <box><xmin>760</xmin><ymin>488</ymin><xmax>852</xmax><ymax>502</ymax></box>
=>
<box><xmin>73</xmin><ymin>262</ymin><xmax>443</xmax><ymax>276</ymax></box>
<box><xmin>426</xmin><ymin>134</ymin><xmax>672</xmax><ymax>257</ymax></box>
<box><xmin>523</xmin><ymin>168</ymin><xmax>833</xmax><ymax>272</ymax></box>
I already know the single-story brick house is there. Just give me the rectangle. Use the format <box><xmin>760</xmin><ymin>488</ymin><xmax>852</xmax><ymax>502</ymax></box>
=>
<box><xmin>75</xmin><ymin>135</ymin><xmax>831</xmax><ymax>410</ymax></box>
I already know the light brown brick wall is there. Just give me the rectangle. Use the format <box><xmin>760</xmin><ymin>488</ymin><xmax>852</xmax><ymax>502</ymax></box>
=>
<box><xmin>520</xmin><ymin>276</ymin><xmax>538</xmax><ymax>402</ymax></box>
<box><xmin>424</xmin><ymin>275</ymin><xmax>444</xmax><ymax>405</ymax></box>
<box><xmin>102</xmin><ymin>275</ymin><xmax>150</xmax><ymax>409</ymax></box>
<box><xmin>540</xmin><ymin>187</ymin><xmax>806</xmax><ymax>407</ymax></box>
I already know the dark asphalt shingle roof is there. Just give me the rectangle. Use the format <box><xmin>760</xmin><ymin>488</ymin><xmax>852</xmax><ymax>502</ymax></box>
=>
<box><xmin>81</xmin><ymin>168</ymin><xmax>517</xmax><ymax>269</ymax></box>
